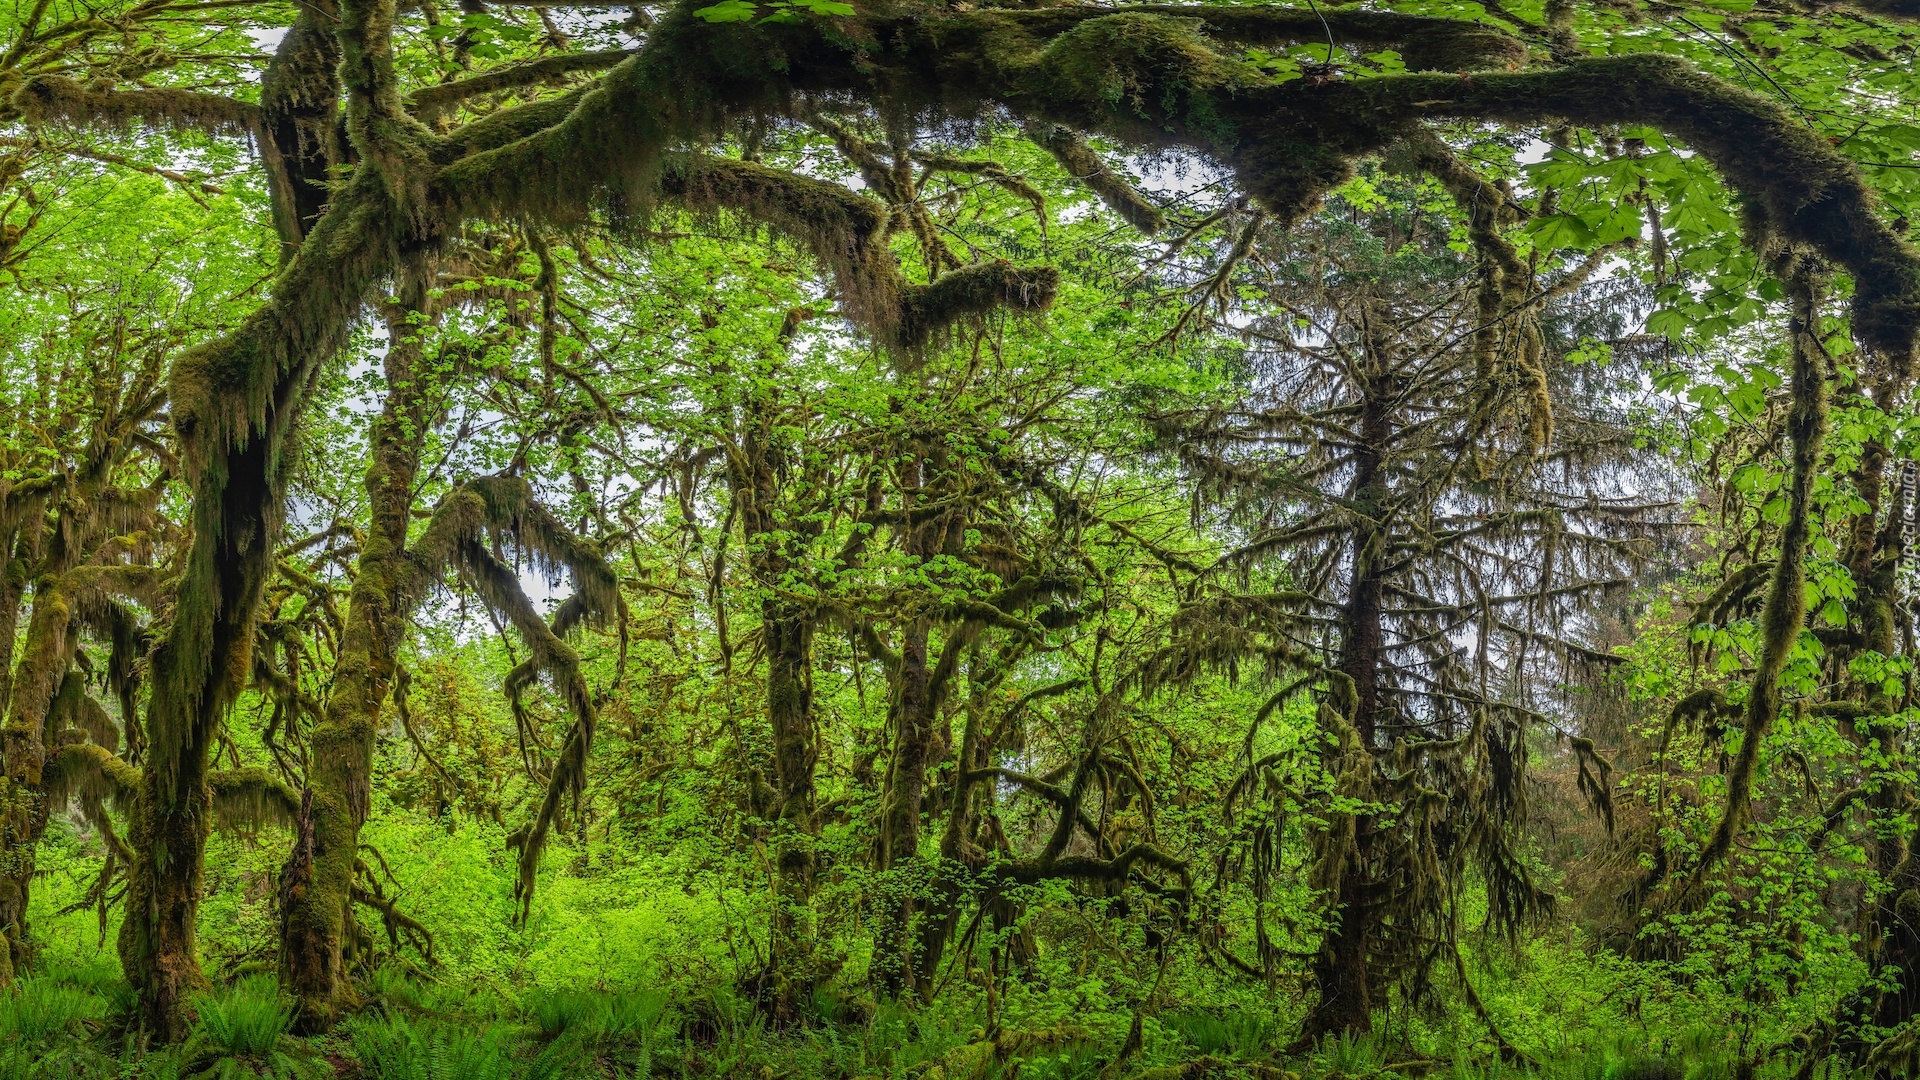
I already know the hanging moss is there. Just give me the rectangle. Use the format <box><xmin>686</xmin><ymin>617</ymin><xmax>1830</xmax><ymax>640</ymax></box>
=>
<box><xmin>43</xmin><ymin>742</ymin><xmax>140</xmax><ymax>814</ymax></box>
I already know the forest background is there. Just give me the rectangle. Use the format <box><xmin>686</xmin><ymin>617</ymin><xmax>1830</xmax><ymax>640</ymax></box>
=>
<box><xmin>8</xmin><ymin>0</ymin><xmax>1920</xmax><ymax>1075</ymax></box>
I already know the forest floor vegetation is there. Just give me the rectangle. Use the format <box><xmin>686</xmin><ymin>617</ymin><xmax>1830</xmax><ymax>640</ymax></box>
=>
<box><xmin>0</xmin><ymin>808</ymin><xmax>1840</xmax><ymax>1080</ymax></box>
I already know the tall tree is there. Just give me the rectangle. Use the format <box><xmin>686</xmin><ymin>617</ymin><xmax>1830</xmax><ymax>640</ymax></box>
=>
<box><xmin>1150</xmin><ymin>175</ymin><xmax>1662</xmax><ymax>1040</ymax></box>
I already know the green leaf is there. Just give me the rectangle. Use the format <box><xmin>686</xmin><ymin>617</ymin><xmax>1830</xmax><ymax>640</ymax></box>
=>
<box><xmin>692</xmin><ymin>0</ymin><xmax>758</xmax><ymax>21</ymax></box>
<box><xmin>1646</xmin><ymin>308</ymin><xmax>1692</xmax><ymax>341</ymax></box>
<box><xmin>1525</xmin><ymin>213</ymin><xmax>1594</xmax><ymax>252</ymax></box>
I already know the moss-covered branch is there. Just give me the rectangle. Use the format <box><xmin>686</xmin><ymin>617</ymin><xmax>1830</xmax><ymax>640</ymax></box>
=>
<box><xmin>10</xmin><ymin>77</ymin><xmax>261</xmax><ymax>135</ymax></box>
<box><xmin>1688</xmin><ymin>264</ymin><xmax>1830</xmax><ymax>889</ymax></box>
<box><xmin>408</xmin><ymin>49</ymin><xmax>632</xmax><ymax>121</ymax></box>
<box><xmin>1028</xmin><ymin>123</ymin><xmax>1163</xmax><ymax>235</ymax></box>
<box><xmin>208</xmin><ymin>767</ymin><xmax>302</xmax><ymax>833</ymax></box>
<box><xmin>44</xmin><ymin>742</ymin><xmax>141</xmax><ymax>814</ymax></box>
<box><xmin>407</xmin><ymin>474</ymin><xmax>621</xmax><ymax>920</ymax></box>
<box><xmin>657</xmin><ymin>156</ymin><xmax>1057</xmax><ymax>349</ymax></box>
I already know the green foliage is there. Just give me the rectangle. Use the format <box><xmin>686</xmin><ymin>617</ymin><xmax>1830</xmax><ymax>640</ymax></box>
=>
<box><xmin>1162</xmin><ymin>1010</ymin><xmax>1278</xmax><ymax>1061</ymax></box>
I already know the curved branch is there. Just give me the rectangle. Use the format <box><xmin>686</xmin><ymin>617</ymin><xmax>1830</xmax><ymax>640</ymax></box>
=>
<box><xmin>1028</xmin><ymin>123</ymin><xmax>1164</xmax><ymax>235</ymax></box>
<box><xmin>990</xmin><ymin>842</ymin><xmax>1194</xmax><ymax>897</ymax></box>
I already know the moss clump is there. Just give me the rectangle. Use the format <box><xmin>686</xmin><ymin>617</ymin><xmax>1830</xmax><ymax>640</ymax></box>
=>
<box><xmin>898</xmin><ymin>260</ymin><xmax>1059</xmax><ymax>353</ymax></box>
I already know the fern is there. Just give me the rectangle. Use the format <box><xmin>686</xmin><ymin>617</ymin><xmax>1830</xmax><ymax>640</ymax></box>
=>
<box><xmin>0</xmin><ymin>977</ymin><xmax>103</xmax><ymax>1047</ymax></box>
<box><xmin>347</xmin><ymin>1013</ymin><xmax>519</xmax><ymax>1080</ymax></box>
<box><xmin>180</xmin><ymin>977</ymin><xmax>318</xmax><ymax>1080</ymax></box>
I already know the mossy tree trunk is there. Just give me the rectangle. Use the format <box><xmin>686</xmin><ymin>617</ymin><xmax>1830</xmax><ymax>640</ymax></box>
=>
<box><xmin>1832</xmin><ymin>358</ymin><xmax>1920</xmax><ymax>1035</ymax></box>
<box><xmin>723</xmin><ymin>358</ymin><xmax>826</xmax><ymax>1024</ymax></box>
<box><xmin>279</xmin><ymin>294</ymin><xmax>428</xmax><ymax>1028</ymax></box>
<box><xmin>120</xmin><ymin>0</ymin><xmax>351</xmax><ymax>1037</ymax></box>
<box><xmin>0</xmin><ymin>578</ymin><xmax>71</xmax><ymax>985</ymax></box>
<box><xmin>258</xmin><ymin>5</ymin><xmax>343</xmax><ymax>263</ymax></box>
<box><xmin>1</xmin><ymin>485</ymin><xmax>151</xmax><ymax>985</ymax></box>
<box><xmin>129</xmin><ymin>369</ymin><xmax>311</xmax><ymax>1037</ymax></box>
<box><xmin>874</xmin><ymin>435</ymin><xmax>944</xmax><ymax>998</ymax></box>
<box><xmin>874</xmin><ymin>611</ymin><xmax>934</xmax><ymax>996</ymax></box>
<box><xmin>121</xmin><ymin>744</ymin><xmax>213</xmax><ymax>1039</ymax></box>
<box><xmin>0</xmin><ymin>553</ymin><xmax>20</xmax><ymax>981</ymax></box>
<box><xmin>1304</xmin><ymin>354</ymin><xmax>1393</xmax><ymax>1042</ymax></box>
<box><xmin>762</xmin><ymin>601</ymin><xmax>820</xmax><ymax>1024</ymax></box>
<box><xmin>914</xmin><ymin>639</ymin><xmax>1024</xmax><ymax>991</ymax></box>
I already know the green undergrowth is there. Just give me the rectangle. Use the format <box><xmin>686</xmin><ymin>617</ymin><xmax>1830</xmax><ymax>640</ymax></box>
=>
<box><xmin>0</xmin><ymin>962</ymin><xmax>1842</xmax><ymax>1080</ymax></box>
<box><xmin>11</xmin><ymin>815</ymin><xmax>1845</xmax><ymax>1080</ymax></box>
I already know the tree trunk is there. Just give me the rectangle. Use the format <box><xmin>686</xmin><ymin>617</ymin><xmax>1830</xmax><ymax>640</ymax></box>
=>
<box><xmin>129</xmin><ymin>360</ymin><xmax>303</xmax><ymax>1036</ymax></box>
<box><xmin>1843</xmin><ymin>448</ymin><xmax>1920</xmax><ymax>1032</ymax></box>
<box><xmin>259</xmin><ymin>7</ymin><xmax>343</xmax><ymax>261</ymax></box>
<box><xmin>132</xmin><ymin>9</ymin><xmax>345</xmax><ymax>1030</ymax></box>
<box><xmin>278</xmin><ymin>302</ymin><xmax>424</xmax><ymax>1028</ymax></box>
<box><xmin>1310</xmin><ymin>829</ymin><xmax>1375</xmax><ymax>1038</ymax></box>
<box><xmin>1304</xmin><ymin>357</ymin><xmax>1390</xmax><ymax>1043</ymax></box>
<box><xmin>120</xmin><ymin>753</ymin><xmax>212</xmax><ymax>1040</ymax></box>
<box><xmin>727</xmin><ymin>376</ymin><xmax>824</xmax><ymax>1024</ymax></box>
<box><xmin>761</xmin><ymin>603</ymin><xmax>819</xmax><ymax>1024</ymax></box>
<box><xmin>914</xmin><ymin>653</ymin><xmax>994</xmax><ymax>992</ymax></box>
<box><xmin>873</xmin><ymin>616</ymin><xmax>933</xmax><ymax>995</ymax></box>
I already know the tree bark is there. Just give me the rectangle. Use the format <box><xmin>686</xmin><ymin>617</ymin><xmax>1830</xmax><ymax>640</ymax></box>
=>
<box><xmin>278</xmin><ymin>299</ymin><xmax>425</xmax><ymax>1028</ymax></box>
<box><xmin>0</xmin><ymin>581</ymin><xmax>67</xmax><ymax>984</ymax></box>
<box><xmin>120</xmin><ymin>746</ymin><xmax>212</xmax><ymax>1040</ymax></box>
<box><xmin>913</xmin><ymin>644</ymin><xmax>1000</xmax><ymax>992</ymax></box>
